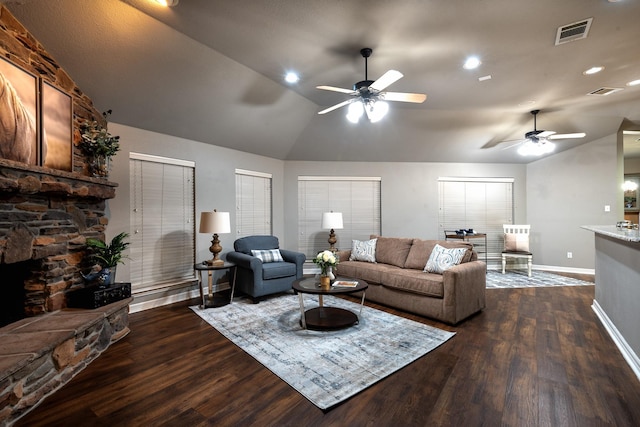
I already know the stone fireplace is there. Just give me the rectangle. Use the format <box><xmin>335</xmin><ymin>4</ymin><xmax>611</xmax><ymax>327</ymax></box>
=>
<box><xmin>0</xmin><ymin>158</ymin><xmax>117</xmax><ymax>327</ymax></box>
<box><xmin>0</xmin><ymin>6</ymin><xmax>134</xmax><ymax>425</ymax></box>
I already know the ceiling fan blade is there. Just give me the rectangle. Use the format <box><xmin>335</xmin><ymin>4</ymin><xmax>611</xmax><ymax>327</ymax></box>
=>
<box><xmin>316</xmin><ymin>85</ymin><xmax>357</xmax><ymax>95</ymax></box>
<box><xmin>548</xmin><ymin>132</ymin><xmax>586</xmax><ymax>139</ymax></box>
<box><xmin>383</xmin><ymin>92</ymin><xmax>427</xmax><ymax>103</ymax></box>
<box><xmin>500</xmin><ymin>140</ymin><xmax>526</xmax><ymax>150</ymax></box>
<box><xmin>537</xmin><ymin>131</ymin><xmax>555</xmax><ymax>138</ymax></box>
<box><xmin>369</xmin><ymin>70</ymin><xmax>403</xmax><ymax>92</ymax></box>
<box><xmin>318</xmin><ymin>99</ymin><xmax>354</xmax><ymax>115</ymax></box>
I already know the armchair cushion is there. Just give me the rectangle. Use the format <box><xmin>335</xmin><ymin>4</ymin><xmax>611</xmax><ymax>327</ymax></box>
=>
<box><xmin>262</xmin><ymin>262</ymin><xmax>297</xmax><ymax>280</ymax></box>
<box><xmin>251</xmin><ymin>249</ymin><xmax>284</xmax><ymax>263</ymax></box>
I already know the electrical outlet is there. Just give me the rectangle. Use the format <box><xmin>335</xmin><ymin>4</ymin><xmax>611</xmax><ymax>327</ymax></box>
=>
<box><xmin>604</xmin><ymin>205</ymin><xmax>611</xmax><ymax>212</ymax></box>
<box><xmin>567</xmin><ymin>252</ymin><xmax>573</xmax><ymax>259</ymax></box>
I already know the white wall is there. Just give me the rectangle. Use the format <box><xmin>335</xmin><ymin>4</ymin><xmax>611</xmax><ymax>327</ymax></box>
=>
<box><xmin>103</xmin><ymin>124</ymin><xmax>619</xmax><ymax>309</ymax></box>
<box><xmin>526</xmin><ymin>134</ymin><xmax>619</xmax><ymax>270</ymax></box>
<box><xmin>106</xmin><ymin>123</ymin><xmax>286</xmax><ymax>288</ymax></box>
<box><xmin>283</xmin><ymin>161</ymin><xmax>527</xmax><ymax>252</ymax></box>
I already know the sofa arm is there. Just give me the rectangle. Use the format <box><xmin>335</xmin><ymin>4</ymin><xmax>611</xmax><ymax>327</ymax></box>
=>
<box><xmin>442</xmin><ymin>260</ymin><xmax>486</xmax><ymax>324</ymax></box>
<box><xmin>337</xmin><ymin>250</ymin><xmax>351</xmax><ymax>262</ymax></box>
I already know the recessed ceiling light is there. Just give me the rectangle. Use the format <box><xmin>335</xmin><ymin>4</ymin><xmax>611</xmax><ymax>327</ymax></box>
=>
<box><xmin>478</xmin><ymin>75</ymin><xmax>491</xmax><ymax>82</ymax></box>
<box><xmin>627</xmin><ymin>79</ymin><xmax>640</xmax><ymax>87</ymax></box>
<box><xmin>518</xmin><ymin>100</ymin><xmax>536</xmax><ymax>107</ymax></box>
<box><xmin>463</xmin><ymin>57</ymin><xmax>481</xmax><ymax>70</ymax></box>
<box><xmin>583</xmin><ymin>66</ymin><xmax>604</xmax><ymax>75</ymax></box>
<box><xmin>284</xmin><ymin>72</ymin><xmax>300</xmax><ymax>84</ymax></box>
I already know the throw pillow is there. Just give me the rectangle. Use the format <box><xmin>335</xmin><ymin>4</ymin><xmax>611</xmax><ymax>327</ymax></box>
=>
<box><xmin>424</xmin><ymin>244</ymin><xmax>468</xmax><ymax>274</ymax></box>
<box><xmin>251</xmin><ymin>249</ymin><xmax>284</xmax><ymax>263</ymax></box>
<box><xmin>349</xmin><ymin>238</ymin><xmax>377</xmax><ymax>263</ymax></box>
<box><xmin>504</xmin><ymin>233</ymin><xmax>529</xmax><ymax>252</ymax></box>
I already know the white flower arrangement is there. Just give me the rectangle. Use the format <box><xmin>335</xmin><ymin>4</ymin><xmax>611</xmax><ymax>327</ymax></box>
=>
<box><xmin>313</xmin><ymin>249</ymin><xmax>338</xmax><ymax>276</ymax></box>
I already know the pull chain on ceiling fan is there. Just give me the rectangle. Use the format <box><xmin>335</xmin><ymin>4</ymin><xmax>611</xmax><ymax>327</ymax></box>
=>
<box><xmin>316</xmin><ymin>48</ymin><xmax>427</xmax><ymax>123</ymax></box>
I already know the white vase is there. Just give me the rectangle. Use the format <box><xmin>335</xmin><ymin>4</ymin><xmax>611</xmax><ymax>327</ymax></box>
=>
<box><xmin>328</xmin><ymin>266</ymin><xmax>335</xmax><ymax>280</ymax></box>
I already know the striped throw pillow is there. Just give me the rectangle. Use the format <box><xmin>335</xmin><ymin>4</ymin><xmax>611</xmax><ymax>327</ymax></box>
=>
<box><xmin>251</xmin><ymin>249</ymin><xmax>284</xmax><ymax>263</ymax></box>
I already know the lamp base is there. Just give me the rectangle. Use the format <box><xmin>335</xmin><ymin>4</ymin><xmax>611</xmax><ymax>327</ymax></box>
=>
<box><xmin>328</xmin><ymin>228</ymin><xmax>337</xmax><ymax>252</ymax></box>
<box><xmin>206</xmin><ymin>258</ymin><xmax>225</xmax><ymax>266</ymax></box>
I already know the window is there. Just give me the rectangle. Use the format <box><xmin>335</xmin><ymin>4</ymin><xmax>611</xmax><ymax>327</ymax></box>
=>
<box><xmin>298</xmin><ymin>176</ymin><xmax>381</xmax><ymax>259</ymax></box>
<box><xmin>235</xmin><ymin>169</ymin><xmax>272</xmax><ymax>237</ymax></box>
<box><xmin>130</xmin><ymin>153</ymin><xmax>195</xmax><ymax>291</ymax></box>
<box><xmin>438</xmin><ymin>177</ymin><xmax>513</xmax><ymax>261</ymax></box>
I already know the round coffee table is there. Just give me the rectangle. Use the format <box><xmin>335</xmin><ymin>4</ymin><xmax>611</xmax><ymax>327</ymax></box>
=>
<box><xmin>292</xmin><ymin>277</ymin><xmax>368</xmax><ymax>330</ymax></box>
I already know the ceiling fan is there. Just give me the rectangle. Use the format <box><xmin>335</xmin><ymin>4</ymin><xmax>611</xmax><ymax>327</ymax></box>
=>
<box><xmin>499</xmin><ymin>109</ymin><xmax>586</xmax><ymax>156</ymax></box>
<box><xmin>316</xmin><ymin>47</ymin><xmax>427</xmax><ymax>123</ymax></box>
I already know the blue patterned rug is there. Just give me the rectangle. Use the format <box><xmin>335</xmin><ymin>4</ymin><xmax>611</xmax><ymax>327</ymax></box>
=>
<box><xmin>486</xmin><ymin>269</ymin><xmax>594</xmax><ymax>288</ymax></box>
<box><xmin>190</xmin><ymin>294</ymin><xmax>454</xmax><ymax>410</ymax></box>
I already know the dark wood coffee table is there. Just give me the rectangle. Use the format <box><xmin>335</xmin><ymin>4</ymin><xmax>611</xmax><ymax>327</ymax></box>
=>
<box><xmin>292</xmin><ymin>277</ymin><xmax>368</xmax><ymax>330</ymax></box>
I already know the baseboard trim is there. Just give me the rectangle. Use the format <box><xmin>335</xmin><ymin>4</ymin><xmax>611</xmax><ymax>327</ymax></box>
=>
<box><xmin>130</xmin><ymin>288</ymin><xmax>200</xmax><ymax>313</ymax></box>
<box><xmin>533</xmin><ymin>264</ymin><xmax>595</xmax><ymax>275</ymax></box>
<box><xmin>592</xmin><ymin>299</ymin><xmax>640</xmax><ymax>382</ymax></box>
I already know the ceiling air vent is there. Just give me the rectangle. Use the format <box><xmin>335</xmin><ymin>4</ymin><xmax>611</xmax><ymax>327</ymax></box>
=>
<box><xmin>555</xmin><ymin>18</ymin><xmax>593</xmax><ymax>45</ymax></box>
<box><xmin>587</xmin><ymin>87</ymin><xmax>623</xmax><ymax>96</ymax></box>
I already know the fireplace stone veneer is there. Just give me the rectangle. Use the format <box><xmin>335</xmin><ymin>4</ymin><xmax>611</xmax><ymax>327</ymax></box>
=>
<box><xmin>0</xmin><ymin>158</ymin><xmax>117</xmax><ymax>320</ymax></box>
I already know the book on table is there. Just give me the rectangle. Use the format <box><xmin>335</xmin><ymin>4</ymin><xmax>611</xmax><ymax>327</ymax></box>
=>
<box><xmin>332</xmin><ymin>280</ymin><xmax>358</xmax><ymax>288</ymax></box>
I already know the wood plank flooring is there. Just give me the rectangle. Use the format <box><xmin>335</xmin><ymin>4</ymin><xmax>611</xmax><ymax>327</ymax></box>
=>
<box><xmin>16</xmin><ymin>279</ymin><xmax>640</xmax><ymax>426</ymax></box>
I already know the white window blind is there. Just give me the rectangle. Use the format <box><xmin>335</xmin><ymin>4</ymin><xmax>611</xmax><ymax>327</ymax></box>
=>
<box><xmin>130</xmin><ymin>154</ymin><xmax>195</xmax><ymax>291</ymax></box>
<box><xmin>298</xmin><ymin>177</ymin><xmax>381</xmax><ymax>259</ymax></box>
<box><xmin>438</xmin><ymin>178</ymin><xmax>513</xmax><ymax>261</ymax></box>
<box><xmin>235</xmin><ymin>169</ymin><xmax>272</xmax><ymax>237</ymax></box>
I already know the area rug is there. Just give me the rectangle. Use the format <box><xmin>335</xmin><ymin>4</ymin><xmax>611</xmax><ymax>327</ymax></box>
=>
<box><xmin>190</xmin><ymin>294</ymin><xmax>454</xmax><ymax>410</ymax></box>
<box><xmin>486</xmin><ymin>269</ymin><xmax>594</xmax><ymax>288</ymax></box>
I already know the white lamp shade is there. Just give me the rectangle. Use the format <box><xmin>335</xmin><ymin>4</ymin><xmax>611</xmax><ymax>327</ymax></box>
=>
<box><xmin>322</xmin><ymin>212</ymin><xmax>343</xmax><ymax>230</ymax></box>
<box><xmin>199</xmin><ymin>211</ymin><xmax>231</xmax><ymax>234</ymax></box>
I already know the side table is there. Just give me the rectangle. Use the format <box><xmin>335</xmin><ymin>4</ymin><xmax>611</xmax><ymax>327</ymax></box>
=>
<box><xmin>195</xmin><ymin>261</ymin><xmax>237</xmax><ymax>308</ymax></box>
<box><xmin>444</xmin><ymin>230</ymin><xmax>488</xmax><ymax>265</ymax></box>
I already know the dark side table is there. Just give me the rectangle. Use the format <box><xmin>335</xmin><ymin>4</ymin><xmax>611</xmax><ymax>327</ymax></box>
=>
<box><xmin>195</xmin><ymin>261</ymin><xmax>237</xmax><ymax>308</ymax></box>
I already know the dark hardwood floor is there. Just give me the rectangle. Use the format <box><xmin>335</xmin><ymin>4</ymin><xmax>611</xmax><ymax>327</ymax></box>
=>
<box><xmin>16</xmin><ymin>277</ymin><xmax>640</xmax><ymax>427</ymax></box>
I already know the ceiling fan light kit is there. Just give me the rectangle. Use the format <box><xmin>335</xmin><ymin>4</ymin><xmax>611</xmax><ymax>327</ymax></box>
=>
<box><xmin>317</xmin><ymin>48</ymin><xmax>426</xmax><ymax>123</ymax></box>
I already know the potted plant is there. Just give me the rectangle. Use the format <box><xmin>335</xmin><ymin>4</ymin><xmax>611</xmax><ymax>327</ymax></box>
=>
<box><xmin>84</xmin><ymin>232</ymin><xmax>130</xmax><ymax>286</ymax></box>
<box><xmin>79</xmin><ymin>110</ymin><xmax>120</xmax><ymax>177</ymax></box>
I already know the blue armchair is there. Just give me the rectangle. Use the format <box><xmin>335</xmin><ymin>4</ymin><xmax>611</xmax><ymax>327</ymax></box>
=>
<box><xmin>226</xmin><ymin>235</ymin><xmax>306</xmax><ymax>303</ymax></box>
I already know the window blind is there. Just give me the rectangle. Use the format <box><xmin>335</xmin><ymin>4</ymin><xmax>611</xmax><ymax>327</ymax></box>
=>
<box><xmin>298</xmin><ymin>177</ymin><xmax>381</xmax><ymax>259</ymax></box>
<box><xmin>438</xmin><ymin>178</ymin><xmax>513</xmax><ymax>261</ymax></box>
<box><xmin>235</xmin><ymin>169</ymin><xmax>272</xmax><ymax>237</ymax></box>
<box><xmin>130</xmin><ymin>154</ymin><xmax>195</xmax><ymax>291</ymax></box>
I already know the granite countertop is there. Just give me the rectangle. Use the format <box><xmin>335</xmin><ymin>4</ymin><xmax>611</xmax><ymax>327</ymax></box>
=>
<box><xmin>582</xmin><ymin>225</ymin><xmax>640</xmax><ymax>242</ymax></box>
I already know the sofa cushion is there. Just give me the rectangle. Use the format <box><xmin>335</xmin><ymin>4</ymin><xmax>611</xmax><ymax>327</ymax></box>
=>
<box><xmin>424</xmin><ymin>244</ymin><xmax>468</xmax><ymax>274</ymax></box>
<box><xmin>374</xmin><ymin>237</ymin><xmax>413</xmax><ymax>268</ymax></box>
<box><xmin>336</xmin><ymin>260</ymin><xmax>397</xmax><ymax>284</ymax></box>
<box><xmin>251</xmin><ymin>249</ymin><xmax>284</xmax><ymax>263</ymax></box>
<box><xmin>405</xmin><ymin>239</ymin><xmax>473</xmax><ymax>269</ymax></box>
<box><xmin>380</xmin><ymin>269</ymin><xmax>444</xmax><ymax>298</ymax></box>
<box><xmin>349</xmin><ymin>238</ymin><xmax>377</xmax><ymax>263</ymax></box>
<box><xmin>261</xmin><ymin>261</ymin><xmax>296</xmax><ymax>280</ymax></box>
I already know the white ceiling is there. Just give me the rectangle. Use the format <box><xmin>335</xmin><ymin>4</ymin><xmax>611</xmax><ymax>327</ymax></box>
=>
<box><xmin>3</xmin><ymin>0</ymin><xmax>640</xmax><ymax>162</ymax></box>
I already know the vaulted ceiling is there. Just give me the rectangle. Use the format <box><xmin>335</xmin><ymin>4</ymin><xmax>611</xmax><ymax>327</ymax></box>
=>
<box><xmin>4</xmin><ymin>0</ymin><xmax>640</xmax><ymax>162</ymax></box>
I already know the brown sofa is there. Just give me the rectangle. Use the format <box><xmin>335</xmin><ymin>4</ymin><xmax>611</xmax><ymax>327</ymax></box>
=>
<box><xmin>336</xmin><ymin>236</ymin><xmax>486</xmax><ymax>325</ymax></box>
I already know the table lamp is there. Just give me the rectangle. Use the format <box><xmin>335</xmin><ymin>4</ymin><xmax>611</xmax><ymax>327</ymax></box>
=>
<box><xmin>322</xmin><ymin>211</ymin><xmax>343</xmax><ymax>252</ymax></box>
<box><xmin>199</xmin><ymin>210</ymin><xmax>231</xmax><ymax>266</ymax></box>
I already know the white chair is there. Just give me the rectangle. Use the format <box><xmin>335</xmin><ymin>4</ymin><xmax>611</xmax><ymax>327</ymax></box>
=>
<box><xmin>502</xmin><ymin>224</ymin><xmax>532</xmax><ymax>277</ymax></box>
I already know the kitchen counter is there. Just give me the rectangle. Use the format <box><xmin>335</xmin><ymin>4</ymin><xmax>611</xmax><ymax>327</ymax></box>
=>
<box><xmin>582</xmin><ymin>224</ymin><xmax>640</xmax><ymax>381</ymax></box>
<box><xmin>581</xmin><ymin>224</ymin><xmax>640</xmax><ymax>242</ymax></box>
